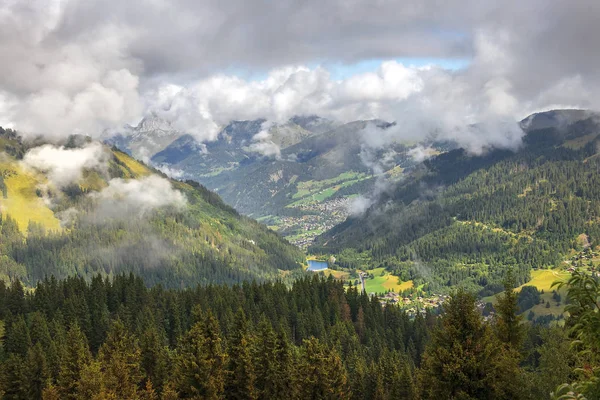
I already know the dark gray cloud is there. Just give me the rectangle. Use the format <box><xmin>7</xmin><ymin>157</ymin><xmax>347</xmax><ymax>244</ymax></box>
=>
<box><xmin>0</xmin><ymin>0</ymin><xmax>598</xmax><ymax>148</ymax></box>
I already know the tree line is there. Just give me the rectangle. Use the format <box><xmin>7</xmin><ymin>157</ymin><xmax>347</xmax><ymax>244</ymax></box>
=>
<box><xmin>0</xmin><ymin>273</ymin><xmax>593</xmax><ymax>399</ymax></box>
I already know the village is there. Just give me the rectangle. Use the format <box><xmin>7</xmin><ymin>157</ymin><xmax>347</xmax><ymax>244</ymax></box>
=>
<box><xmin>277</xmin><ymin>197</ymin><xmax>351</xmax><ymax>248</ymax></box>
<box><xmin>372</xmin><ymin>290</ymin><xmax>451</xmax><ymax>317</ymax></box>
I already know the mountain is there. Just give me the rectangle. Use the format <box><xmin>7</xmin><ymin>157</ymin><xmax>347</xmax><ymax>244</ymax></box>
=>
<box><xmin>105</xmin><ymin>115</ymin><xmax>184</xmax><ymax>162</ymax></box>
<box><xmin>311</xmin><ymin>109</ymin><xmax>600</xmax><ymax>295</ymax></box>
<box><xmin>149</xmin><ymin>118</ymin><xmax>439</xmax><ymax>247</ymax></box>
<box><xmin>0</xmin><ymin>127</ymin><xmax>303</xmax><ymax>288</ymax></box>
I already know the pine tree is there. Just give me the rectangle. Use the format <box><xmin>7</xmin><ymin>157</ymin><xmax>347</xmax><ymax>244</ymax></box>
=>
<box><xmin>397</xmin><ymin>363</ymin><xmax>415</xmax><ymax>400</ymax></box>
<box><xmin>495</xmin><ymin>272</ymin><xmax>523</xmax><ymax>348</ymax></box>
<box><xmin>42</xmin><ymin>383</ymin><xmax>61</xmax><ymax>400</ymax></box>
<box><xmin>97</xmin><ymin>319</ymin><xmax>144</xmax><ymax>399</ymax></box>
<box><xmin>297</xmin><ymin>337</ymin><xmax>348</xmax><ymax>400</ymax></box>
<box><xmin>140</xmin><ymin>379</ymin><xmax>159</xmax><ymax>400</ymax></box>
<box><xmin>1</xmin><ymin>353</ymin><xmax>28</xmax><ymax>400</ymax></box>
<box><xmin>418</xmin><ymin>289</ymin><xmax>523</xmax><ymax>399</ymax></box>
<box><xmin>253</xmin><ymin>318</ymin><xmax>293</xmax><ymax>399</ymax></box>
<box><xmin>4</xmin><ymin>315</ymin><xmax>31</xmax><ymax>357</ymax></box>
<box><xmin>58</xmin><ymin>323</ymin><xmax>91</xmax><ymax>399</ymax></box>
<box><xmin>226</xmin><ymin>309</ymin><xmax>257</xmax><ymax>400</ymax></box>
<box><xmin>173</xmin><ymin>312</ymin><xmax>227</xmax><ymax>399</ymax></box>
<box><xmin>75</xmin><ymin>361</ymin><xmax>106</xmax><ymax>400</ymax></box>
<box><xmin>140</xmin><ymin>323</ymin><xmax>170</xmax><ymax>392</ymax></box>
<box><xmin>26</xmin><ymin>343</ymin><xmax>50</xmax><ymax>399</ymax></box>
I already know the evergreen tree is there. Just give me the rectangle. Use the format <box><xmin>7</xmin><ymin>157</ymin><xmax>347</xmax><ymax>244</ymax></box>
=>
<box><xmin>226</xmin><ymin>309</ymin><xmax>257</xmax><ymax>400</ymax></box>
<box><xmin>297</xmin><ymin>337</ymin><xmax>348</xmax><ymax>400</ymax></box>
<box><xmin>173</xmin><ymin>312</ymin><xmax>227</xmax><ymax>399</ymax></box>
<box><xmin>58</xmin><ymin>323</ymin><xmax>92</xmax><ymax>399</ymax></box>
<box><xmin>253</xmin><ymin>317</ymin><xmax>293</xmax><ymax>399</ymax></box>
<box><xmin>4</xmin><ymin>315</ymin><xmax>31</xmax><ymax>357</ymax></box>
<box><xmin>26</xmin><ymin>343</ymin><xmax>50</xmax><ymax>399</ymax></box>
<box><xmin>97</xmin><ymin>319</ymin><xmax>144</xmax><ymax>399</ymax></box>
<box><xmin>419</xmin><ymin>290</ymin><xmax>523</xmax><ymax>399</ymax></box>
<box><xmin>140</xmin><ymin>323</ymin><xmax>170</xmax><ymax>392</ymax></box>
<box><xmin>1</xmin><ymin>353</ymin><xmax>28</xmax><ymax>400</ymax></box>
<box><xmin>495</xmin><ymin>272</ymin><xmax>524</xmax><ymax>348</ymax></box>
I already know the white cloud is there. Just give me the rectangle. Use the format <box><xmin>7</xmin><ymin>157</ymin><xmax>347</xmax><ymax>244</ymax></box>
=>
<box><xmin>0</xmin><ymin>0</ymin><xmax>598</xmax><ymax>154</ymax></box>
<box><xmin>92</xmin><ymin>175</ymin><xmax>187</xmax><ymax>219</ymax></box>
<box><xmin>21</xmin><ymin>142</ymin><xmax>109</xmax><ymax>187</ymax></box>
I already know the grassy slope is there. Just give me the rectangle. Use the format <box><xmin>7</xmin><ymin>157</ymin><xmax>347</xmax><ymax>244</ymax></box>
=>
<box><xmin>364</xmin><ymin>267</ymin><xmax>413</xmax><ymax>294</ymax></box>
<box><xmin>0</xmin><ymin>162</ymin><xmax>61</xmax><ymax>233</ymax></box>
<box><xmin>482</xmin><ymin>268</ymin><xmax>570</xmax><ymax>317</ymax></box>
<box><xmin>0</xmin><ymin>148</ymin><xmax>154</xmax><ymax>235</ymax></box>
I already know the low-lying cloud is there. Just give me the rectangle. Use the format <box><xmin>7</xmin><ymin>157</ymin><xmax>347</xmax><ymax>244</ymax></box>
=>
<box><xmin>91</xmin><ymin>175</ymin><xmax>187</xmax><ymax>220</ymax></box>
<box><xmin>21</xmin><ymin>142</ymin><xmax>109</xmax><ymax>187</ymax></box>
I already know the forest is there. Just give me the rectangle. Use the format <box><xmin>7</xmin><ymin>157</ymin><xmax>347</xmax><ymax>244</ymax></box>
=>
<box><xmin>0</xmin><ymin>127</ymin><xmax>304</xmax><ymax>289</ymax></box>
<box><xmin>314</xmin><ymin>118</ymin><xmax>600</xmax><ymax>294</ymax></box>
<box><xmin>0</xmin><ymin>272</ymin><xmax>598</xmax><ymax>399</ymax></box>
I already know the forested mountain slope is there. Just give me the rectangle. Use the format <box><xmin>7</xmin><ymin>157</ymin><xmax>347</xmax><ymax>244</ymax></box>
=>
<box><xmin>312</xmin><ymin>110</ymin><xmax>600</xmax><ymax>294</ymax></box>
<box><xmin>0</xmin><ymin>128</ymin><xmax>303</xmax><ymax>288</ymax></box>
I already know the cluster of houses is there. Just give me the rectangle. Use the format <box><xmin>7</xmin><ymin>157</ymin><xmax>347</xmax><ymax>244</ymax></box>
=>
<box><xmin>566</xmin><ymin>248</ymin><xmax>598</xmax><ymax>274</ymax></box>
<box><xmin>375</xmin><ymin>291</ymin><xmax>450</xmax><ymax>315</ymax></box>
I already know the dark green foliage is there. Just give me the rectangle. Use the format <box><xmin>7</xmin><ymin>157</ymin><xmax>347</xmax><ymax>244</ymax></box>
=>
<box><xmin>495</xmin><ymin>273</ymin><xmax>524</xmax><ymax>348</ymax></box>
<box><xmin>554</xmin><ymin>271</ymin><xmax>600</xmax><ymax>397</ymax></box>
<box><xmin>518</xmin><ymin>286</ymin><xmax>541</xmax><ymax>313</ymax></box>
<box><xmin>418</xmin><ymin>290</ymin><xmax>523</xmax><ymax>399</ymax></box>
<box><xmin>226</xmin><ymin>309</ymin><xmax>257</xmax><ymax>400</ymax></box>
<box><xmin>314</xmin><ymin>119</ymin><xmax>600</xmax><ymax>293</ymax></box>
<box><xmin>0</xmin><ymin>130</ymin><xmax>303</xmax><ymax>288</ymax></box>
<box><xmin>0</xmin><ymin>274</ymin><xmax>581</xmax><ymax>399</ymax></box>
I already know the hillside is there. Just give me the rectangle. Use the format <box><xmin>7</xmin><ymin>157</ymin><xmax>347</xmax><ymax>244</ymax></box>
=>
<box><xmin>0</xmin><ymin>127</ymin><xmax>303</xmax><ymax>287</ymax></box>
<box><xmin>312</xmin><ymin>110</ymin><xmax>600</xmax><ymax>296</ymax></box>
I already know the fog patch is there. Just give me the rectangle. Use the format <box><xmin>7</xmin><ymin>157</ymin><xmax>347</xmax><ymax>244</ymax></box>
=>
<box><xmin>89</xmin><ymin>175</ymin><xmax>187</xmax><ymax>221</ymax></box>
<box><xmin>21</xmin><ymin>142</ymin><xmax>109</xmax><ymax>187</ymax></box>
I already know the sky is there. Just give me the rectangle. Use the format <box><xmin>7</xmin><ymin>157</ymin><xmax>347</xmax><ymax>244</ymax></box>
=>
<box><xmin>0</xmin><ymin>0</ymin><xmax>599</xmax><ymax>152</ymax></box>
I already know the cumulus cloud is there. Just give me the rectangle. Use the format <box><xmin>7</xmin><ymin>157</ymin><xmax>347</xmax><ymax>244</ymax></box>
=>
<box><xmin>0</xmin><ymin>0</ymin><xmax>598</xmax><ymax>153</ymax></box>
<box><xmin>90</xmin><ymin>175</ymin><xmax>187</xmax><ymax>220</ymax></box>
<box><xmin>21</xmin><ymin>142</ymin><xmax>109</xmax><ymax>187</ymax></box>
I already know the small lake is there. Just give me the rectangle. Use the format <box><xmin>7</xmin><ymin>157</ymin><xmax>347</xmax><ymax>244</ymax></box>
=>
<box><xmin>307</xmin><ymin>259</ymin><xmax>328</xmax><ymax>271</ymax></box>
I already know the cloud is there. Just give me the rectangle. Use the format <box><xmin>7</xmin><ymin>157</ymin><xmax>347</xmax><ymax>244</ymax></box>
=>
<box><xmin>90</xmin><ymin>175</ymin><xmax>187</xmax><ymax>220</ymax></box>
<box><xmin>21</xmin><ymin>142</ymin><xmax>109</xmax><ymax>187</ymax></box>
<box><xmin>408</xmin><ymin>146</ymin><xmax>436</xmax><ymax>163</ymax></box>
<box><xmin>154</xmin><ymin>164</ymin><xmax>185</xmax><ymax>179</ymax></box>
<box><xmin>0</xmin><ymin>0</ymin><xmax>598</xmax><ymax>153</ymax></box>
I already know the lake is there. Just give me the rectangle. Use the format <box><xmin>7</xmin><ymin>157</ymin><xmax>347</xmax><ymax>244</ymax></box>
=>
<box><xmin>307</xmin><ymin>259</ymin><xmax>328</xmax><ymax>271</ymax></box>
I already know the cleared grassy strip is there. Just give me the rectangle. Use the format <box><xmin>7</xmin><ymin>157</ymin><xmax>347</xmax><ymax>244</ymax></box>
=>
<box><xmin>0</xmin><ymin>163</ymin><xmax>61</xmax><ymax>233</ymax></box>
<box><xmin>291</xmin><ymin>171</ymin><xmax>370</xmax><ymax>201</ymax></box>
<box><xmin>363</xmin><ymin>267</ymin><xmax>412</xmax><ymax>294</ymax></box>
<box><xmin>113</xmin><ymin>151</ymin><xmax>151</xmax><ymax>177</ymax></box>
<box><xmin>517</xmin><ymin>269</ymin><xmax>570</xmax><ymax>292</ymax></box>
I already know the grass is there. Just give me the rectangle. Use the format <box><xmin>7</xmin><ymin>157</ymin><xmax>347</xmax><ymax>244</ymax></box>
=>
<box><xmin>113</xmin><ymin>151</ymin><xmax>151</xmax><ymax>177</ymax></box>
<box><xmin>0</xmin><ymin>162</ymin><xmax>61</xmax><ymax>234</ymax></box>
<box><xmin>562</xmin><ymin>133</ymin><xmax>599</xmax><ymax>150</ymax></box>
<box><xmin>326</xmin><ymin>270</ymin><xmax>351</xmax><ymax>280</ymax></box>
<box><xmin>288</xmin><ymin>171</ymin><xmax>370</xmax><ymax>206</ymax></box>
<box><xmin>517</xmin><ymin>269</ymin><xmax>570</xmax><ymax>292</ymax></box>
<box><xmin>482</xmin><ymin>268</ymin><xmax>571</xmax><ymax>316</ymax></box>
<box><xmin>363</xmin><ymin>267</ymin><xmax>413</xmax><ymax>294</ymax></box>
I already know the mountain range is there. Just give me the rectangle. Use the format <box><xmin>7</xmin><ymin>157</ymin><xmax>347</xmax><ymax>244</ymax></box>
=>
<box><xmin>107</xmin><ymin>116</ymin><xmax>447</xmax><ymax>246</ymax></box>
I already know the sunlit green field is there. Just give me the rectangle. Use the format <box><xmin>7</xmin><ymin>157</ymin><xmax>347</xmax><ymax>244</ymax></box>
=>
<box><xmin>363</xmin><ymin>267</ymin><xmax>413</xmax><ymax>294</ymax></box>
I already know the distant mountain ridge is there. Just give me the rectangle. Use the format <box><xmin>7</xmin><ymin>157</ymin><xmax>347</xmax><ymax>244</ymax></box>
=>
<box><xmin>105</xmin><ymin>114</ymin><xmax>446</xmax><ymax>246</ymax></box>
